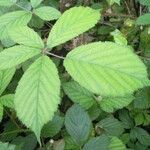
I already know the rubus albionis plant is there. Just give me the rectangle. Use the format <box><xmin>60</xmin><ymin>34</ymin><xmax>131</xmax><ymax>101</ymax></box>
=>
<box><xmin>0</xmin><ymin>5</ymin><xmax>149</xmax><ymax>144</ymax></box>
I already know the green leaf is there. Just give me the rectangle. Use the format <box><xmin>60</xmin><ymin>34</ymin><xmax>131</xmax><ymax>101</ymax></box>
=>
<box><xmin>0</xmin><ymin>45</ymin><xmax>41</xmax><ymax>70</ymax></box>
<box><xmin>64</xmin><ymin>42</ymin><xmax>149</xmax><ymax>97</ymax></box>
<box><xmin>111</xmin><ymin>29</ymin><xmax>127</xmax><ymax>46</ymax></box>
<box><xmin>0</xmin><ymin>68</ymin><xmax>15</xmax><ymax>95</ymax></box>
<box><xmin>64</xmin><ymin>136</ymin><xmax>80</xmax><ymax>150</ymax></box>
<box><xmin>0</xmin><ymin>94</ymin><xmax>14</xmax><ymax>109</ymax></box>
<box><xmin>119</xmin><ymin>109</ymin><xmax>134</xmax><ymax>129</ymax></box>
<box><xmin>65</xmin><ymin>104</ymin><xmax>91</xmax><ymax>145</ymax></box>
<box><xmin>0</xmin><ymin>142</ymin><xmax>15</xmax><ymax>150</ymax></box>
<box><xmin>31</xmin><ymin>0</ymin><xmax>43</xmax><ymax>8</ymax></box>
<box><xmin>47</xmin><ymin>7</ymin><xmax>100</xmax><ymax>48</ymax></box>
<box><xmin>0</xmin><ymin>103</ymin><xmax>3</xmax><ymax>122</ymax></box>
<box><xmin>83</xmin><ymin>135</ymin><xmax>110</xmax><ymax>150</ymax></box>
<box><xmin>96</xmin><ymin>117</ymin><xmax>124</xmax><ymax>137</ymax></box>
<box><xmin>9</xmin><ymin>26</ymin><xmax>44</xmax><ymax>49</ymax></box>
<box><xmin>100</xmin><ymin>95</ymin><xmax>134</xmax><ymax>112</ymax></box>
<box><xmin>41</xmin><ymin>114</ymin><xmax>64</xmax><ymax>138</ymax></box>
<box><xmin>107</xmin><ymin>0</ymin><xmax>121</xmax><ymax>5</ymax></box>
<box><xmin>0</xmin><ymin>11</ymin><xmax>32</xmax><ymax>40</ymax></box>
<box><xmin>12</xmin><ymin>134</ymin><xmax>37</xmax><ymax>150</ymax></box>
<box><xmin>14</xmin><ymin>55</ymin><xmax>60</xmax><ymax>143</ymax></box>
<box><xmin>109</xmin><ymin>137</ymin><xmax>126</xmax><ymax>150</ymax></box>
<box><xmin>130</xmin><ymin>127</ymin><xmax>150</xmax><ymax>146</ymax></box>
<box><xmin>136</xmin><ymin>13</ymin><xmax>150</xmax><ymax>25</ymax></box>
<box><xmin>34</xmin><ymin>6</ymin><xmax>61</xmax><ymax>21</ymax></box>
<box><xmin>138</xmin><ymin>0</ymin><xmax>150</xmax><ymax>6</ymax></box>
<box><xmin>0</xmin><ymin>0</ymin><xmax>17</xmax><ymax>7</ymax></box>
<box><xmin>63</xmin><ymin>81</ymin><xmax>95</xmax><ymax>109</ymax></box>
<box><xmin>134</xmin><ymin>87</ymin><xmax>150</xmax><ymax>109</ymax></box>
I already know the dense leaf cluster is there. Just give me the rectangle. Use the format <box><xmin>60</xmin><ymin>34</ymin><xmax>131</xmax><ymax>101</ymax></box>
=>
<box><xmin>0</xmin><ymin>0</ymin><xmax>150</xmax><ymax>150</ymax></box>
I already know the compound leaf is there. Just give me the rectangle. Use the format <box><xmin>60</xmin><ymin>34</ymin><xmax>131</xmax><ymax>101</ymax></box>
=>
<box><xmin>15</xmin><ymin>56</ymin><xmax>60</xmax><ymax>143</ymax></box>
<box><xmin>0</xmin><ymin>45</ymin><xmax>41</xmax><ymax>70</ymax></box>
<box><xmin>64</xmin><ymin>42</ymin><xmax>149</xmax><ymax>97</ymax></box>
<box><xmin>47</xmin><ymin>7</ymin><xmax>100</xmax><ymax>48</ymax></box>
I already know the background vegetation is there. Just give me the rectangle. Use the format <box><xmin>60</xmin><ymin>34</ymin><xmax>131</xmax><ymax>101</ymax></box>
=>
<box><xmin>0</xmin><ymin>0</ymin><xmax>150</xmax><ymax>150</ymax></box>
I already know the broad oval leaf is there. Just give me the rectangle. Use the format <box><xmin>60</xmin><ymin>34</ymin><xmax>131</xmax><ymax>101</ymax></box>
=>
<box><xmin>65</xmin><ymin>104</ymin><xmax>91</xmax><ymax>145</ymax></box>
<box><xmin>0</xmin><ymin>68</ymin><xmax>15</xmax><ymax>95</ymax></box>
<box><xmin>0</xmin><ymin>45</ymin><xmax>41</xmax><ymax>70</ymax></box>
<box><xmin>0</xmin><ymin>11</ymin><xmax>32</xmax><ymax>40</ymax></box>
<box><xmin>34</xmin><ymin>6</ymin><xmax>61</xmax><ymax>21</ymax></box>
<box><xmin>136</xmin><ymin>13</ymin><xmax>150</xmax><ymax>25</ymax></box>
<box><xmin>64</xmin><ymin>42</ymin><xmax>149</xmax><ymax>97</ymax></box>
<box><xmin>31</xmin><ymin>0</ymin><xmax>43</xmax><ymax>8</ymax></box>
<box><xmin>9</xmin><ymin>26</ymin><xmax>44</xmax><ymax>49</ymax></box>
<box><xmin>15</xmin><ymin>55</ymin><xmax>60</xmax><ymax>142</ymax></box>
<box><xmin>109</xmin><ymin>137</ymin><xmax>126</xmax><ymax>150</ymax></box>
<box><xmin>0</xmin><ymin>0</ymin><xmax>16</xmax><ymax>7</ymax></box>
<box><xmin>83</xmin><ymin>135</ymin><xmax>110</xmax><ymax>150</ymax></box>
<box><xmin>100</xmin><ymin>95</ymin><xmax>134</xmax><ymax>112</ymax></box>
<box><xmin>47</xmin><ymin>7</ymin><xmax>100</xmax><ymax>48</ymax></box>
<box><xmin>96</xmin><ymin>117</ymin><xmax>124</xmax><ymax>137</ymax></box>
<box><xmin>63</xmin><ymin>81</ymin><xmax>95</xmax><ymax>109</ymax></box>
<box><xmin>0</xmin><ymin>94</ymin><xmax>14</xmax><ymax>109</ymax></box>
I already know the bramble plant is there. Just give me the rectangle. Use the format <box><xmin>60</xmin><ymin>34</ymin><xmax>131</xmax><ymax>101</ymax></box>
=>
<box><xmin>0</xmin><ymin>0</ymin><xmax>150</xmax><ymax>149</ymax></box>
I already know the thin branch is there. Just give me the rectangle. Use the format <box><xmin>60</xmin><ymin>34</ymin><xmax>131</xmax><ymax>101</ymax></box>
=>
<box><xmin>45</xmin><ymin>51</ymin><xmax>65</xmax><ymax>59</ymax></box>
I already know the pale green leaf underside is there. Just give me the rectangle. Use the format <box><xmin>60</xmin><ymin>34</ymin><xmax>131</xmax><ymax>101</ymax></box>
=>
<box><xmin>64</xmin><ymin>42</ymin><xmax>149</xmax><ymax>97</ymax></box>
<box><xmin>63</xmin><ymin>81</ymin><xmax>94</xmax><ymax>109</ymax></box>
<box><xmin>9</xmin><ymin>26</ymin><xmax>44</xmax><ymax>49</ymax></box>
<box><xmin>31</xmin><ymin>0</ymin><xmax>43</xmax><ymax>8</ymax></box>
<box><xmin>0</xmin><ymin>45</ymin><xmax>41</xmax><ymax>70</ymax></box>
<box><xmin>34</xmin><ymin>6</ymin><xmax>61</xmax><ymax>21</ymax></box>
<box><xmin>0</xmin><ymin>11</ymin><xmax>32</xmax><ymax>40</ymax></box>
<box><xmin>0</xmin><ymin>0</ymin><xmax>16</xmax><ymax>7</ymax></box>
<box><xmin>100</xmin><ymin>95</ymin><xmax>134</xmax><ymax>112</ymax></box>
<box><xmin>0</xmin><ymin>68</ymin><xmax>15</xmax><ymax>95</ymax></box>
<box><xmin>15</xmin><ymin>55</ymin><xmax>60</xmax><ymax>142</ymax></box>
<box><xmin>47</xmin><ymin>7</ymin><xmax>100</xmax><ymax>48</ymax></box>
